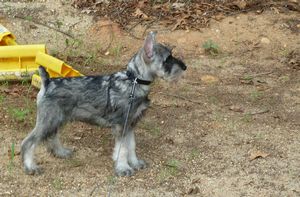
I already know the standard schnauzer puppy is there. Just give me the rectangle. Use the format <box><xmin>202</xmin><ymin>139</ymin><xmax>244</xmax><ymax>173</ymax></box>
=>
<box><xmin>21</xmin><ymin>32</ymin><xmax>186</xmax><ymax>176</ymax></box>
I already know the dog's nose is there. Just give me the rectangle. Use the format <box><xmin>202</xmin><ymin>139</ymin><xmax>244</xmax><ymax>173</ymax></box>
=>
<box><xmin>177</xmin><ymin>59</ymin><xmax>187</xmax><ymax>71</ymax></box>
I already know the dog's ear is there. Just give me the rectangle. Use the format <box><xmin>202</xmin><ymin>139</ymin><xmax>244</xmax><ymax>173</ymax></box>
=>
<box><xmin>143</xmin><ymin>31</ymin><xmax>157</xmax><ymax>61</ymax></box>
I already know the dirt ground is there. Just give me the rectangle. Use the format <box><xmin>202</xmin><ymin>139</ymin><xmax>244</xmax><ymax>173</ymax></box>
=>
<box><xmin>0</xmin><ymin>0</ymin><xmax>300</xmax><ymax>196</ymax></box>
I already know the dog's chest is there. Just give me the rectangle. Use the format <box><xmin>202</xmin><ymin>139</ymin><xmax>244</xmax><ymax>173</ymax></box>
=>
<box><xmin>131</xmin><ymin>97</ymin><xmax>150</xmax><ymax>123</ymax></box>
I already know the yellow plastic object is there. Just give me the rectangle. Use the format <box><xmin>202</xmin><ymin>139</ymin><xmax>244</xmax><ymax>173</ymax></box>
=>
<box><xmin>31</xmin><ymin>74</ymin><xmax>42</xmax><ymax>88</ymax></box>
<box><xmin>0</xmin><ymin>24</ymin><xmax>83</xmax><ymax>88</ymax></box>
<box><xmin>35</xmin><ymin>52</ymin><xmax>83</xmax><ymax>78</ymax></box>
<box><xmin>31</xmin><ymin>52</ymin><xmax>83</xmax><ymax>88</ymax></box>
<box><xmin>0</xmin><ymin>45</ymin><xmax>47</xmax><ymax>81</ymax></box>
<box><xmin>0</xmin><ymin>24</ymin><xmax>17</xmax><ymax>45</ymax></box>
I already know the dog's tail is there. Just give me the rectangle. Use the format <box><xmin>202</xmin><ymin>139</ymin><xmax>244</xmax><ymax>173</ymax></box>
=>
<box><xmin>39</xmin><ymin>66</ymin><xmax>50</xmax><ymax>88</ymax></box>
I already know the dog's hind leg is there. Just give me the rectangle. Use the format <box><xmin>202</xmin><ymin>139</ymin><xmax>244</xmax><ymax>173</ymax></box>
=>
<box><xmin>46</xmin><ymin>131</ymin><xmax>73</xmax><ymax>159</ymax></box>
<box><xmin>21</xmin><ymin>105</ymin><xmax>66</xmax><ymax>175</ymax></box>
<box><xmin>21</xmin><ymin>126</ymin><xmax>45</xmax><ymax>175</ymax></box>
<box><xmin>126</xmin><ymin>129</ymin><xmax>147</xmax><ymax>170</ymax></box>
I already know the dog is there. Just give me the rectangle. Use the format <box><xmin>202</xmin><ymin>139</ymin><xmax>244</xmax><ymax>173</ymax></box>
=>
<box><xmin>21</xmin><ymin>32</ymin><xmax>187</xmax><ymax>176</ymax></box>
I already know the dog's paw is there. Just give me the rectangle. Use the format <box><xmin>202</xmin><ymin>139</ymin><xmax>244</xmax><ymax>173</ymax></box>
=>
<box><xmin>24</xmin><ymin>166</ymin><xmax>43</xmax><ymax>175</ymax></box>
<box><xmin>52</xmin><ymin>147</ymin><xmax>73</xmax><ymax>159</ymax></box>
<box><xmin>129</xmin><ymin>159</ymin><xmax>147</xmax><ymax>170</ymax></box>
<box><xmin>115</xmin><ymin>165</ymin><xmax>135</xmax><ymax>177</ymax></box>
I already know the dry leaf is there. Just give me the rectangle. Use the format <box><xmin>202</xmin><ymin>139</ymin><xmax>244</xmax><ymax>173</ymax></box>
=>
<box><xmin>240</xmin><ymin>80</ymin><xmax>254</xmax><ymax>85</ymax></box>
<box><xmin>2</xmin><ymin>87</ymin><xmax>22</xmax><ymax>96</ymax></box>
<box><xmin>172</xmin><ymin>19</ymin><xmax>184</xmax><ymax>31</ymax></box>
<box><xmin>233</xmin><ymin>0</ymin><xmax>247</xmax><ymax>9</ymax></box>
<box><xmin>260</xmin><ymin>37</ymin><xmax>270</xmax><ymax>44</ymax></box>
<box><xmin>133</xmin><ymin>8</ymin><xmax>148</xmax><ymax>19</ymax></box>
<box><xmin>271</xmin><ymin>7</ymin><xmax>280</xmax><ymax>14</ymax></box>
<box><xmin>213</xmin><ymin>14</ymin><xmax>225</xmax><ymax>21</ymax></box>
<box><xmin>249</xmin><ymin>150</ymin><xmax>269</xmax><ymax>161</ymax></box>
<box><xmin>137</xmin><ymin>0</ymin><xmax>147</xmax><ymax>9</ymax></box>
<box><xmin>200</xmin><ymin>75</ymin><xmax>219</xmax><ymax>83</ymax></box>
<box><xmin>172</xmin><ymin>19</ymin><xmax>187</xmax><ymax>31</ymax></box>
<box><xmin>172</xmin><ymin>3</ymin><xmax>185</xmax><ymax>9</ymax></box>
<box><xmin>229</xmin><ymin>105</ymin><xmax>244</xmax><ymax>113</ymax></box>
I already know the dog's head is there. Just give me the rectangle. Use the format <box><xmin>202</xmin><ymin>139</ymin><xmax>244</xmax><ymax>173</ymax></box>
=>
<box><xmin>142</xmin><ymin>32</ymin><xmax>187</xmax><ymax>81</ymax></box>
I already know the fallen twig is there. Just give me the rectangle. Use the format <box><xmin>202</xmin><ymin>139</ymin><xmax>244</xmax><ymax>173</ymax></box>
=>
<box><xmin>236</xmin><ymin>71</ymin><xmax>274</xmax><ymax>78</ymax></box>
<box><xmin>247</xmin><ymin>109</ymin><xmax>270</xmax><ymax>115</ymax></box>
<box><xmin>89</xmin><ymin>183</ymin><xmax>100</xmax><ymax>197</ymax></box>
<box><xmin>15</xmin><ymin>15</ymin><xmax>75</xmax><ymax>39</ymax></box>
<box><xmin>128</xmin><ymin>20</ymin><xmax>143</xmax><ymax>31</ymax></box>
<box><xmin>124</xmin><ymin>28</ymin><xmax>143</xmax><ymax>40</ymax></box>
<box><xmin>250</xmin><ymin>71</ymin><xmax>274</xmax><ymax>77</ymax></box>
<box><xmin>159</xmin><ymin>92</ymin><xmax>202</xmax><ymax>105</ymax></box>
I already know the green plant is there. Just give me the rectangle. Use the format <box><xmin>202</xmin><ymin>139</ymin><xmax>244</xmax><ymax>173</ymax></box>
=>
<box><xmin>241</xmin><ymin>113</ymin><xmax>253</xmax><ymax>123</ymax></box>
<box><xmin>250</xmin><ymin>90</ymin><xmax>263</xmax><ymax>101</ymax></box>
<box><xmin>110</xmin><ymin>44</ymin><xmax>123</xmax><ymax>57</ymax></box>
<box><xmin>202</xmin><ymin>39</ymin><xmax>220</xmax><ymax>55</ymax></box>
<box><xmin>8</xmin><ymin>142</ymin><xmax>15</xmax><ymax>172</ymax></box>
<box><xmin>219</xmin><ymin>57</ymin><xmax>227</xmax><ymax>65</ymax></box>
<box><xmin>279</xmin><ymin>48</ymin><xmax>290</xmax><ymax>57</ymax></box>
<box><xmin>100</xmin><ymin>135</ymin><xmax>110</xmax><ymax>146</ymax></box>
<box><xmin>208</xmin><ymin>96</ymin><xmax>219</xmax><ymax>104</ymax></box>
<box><xmin>165</xmin><ymin>159</ymin><xmax>180</xmax><ymax>176</ymax></box>
<box><xmin>158</xmin><ymin>168</ymin><xmax>171</xmax><ymax>182</ymax></box>
<box><xmin>66</xmin><ymin>158</ymin><xmax>83</xmax><ymax>168</ymax></box>
<box><xmin>24</xmin><ymin>16</ymin><xmax>33</xmax><ymax>21</ymax></box>
<box><xmin>279</xmin><ymin>75</ymin><xmax>290</xmax><ymax>82</ymax></box>
<box><xmin>211</xmin><ymin>112</ymin><xmax>223</xmax><ymax>121</ymax></box>
<box><xmin>55</xmin><ymin>20</ymin><xmax>63</xmax><ymax>29</ymax></box>
<box><xmin>189</xmin><ymin>149</ymin><xmax>200</xmax><ymax>160</ymax></box>
<box><xmin>140</xmin><ymin>121</ymin><xmax>161</xmax><ymax>136</ymax></box>
<box><xmin>107</xmin><ymin>175</ymin><xmax>117</xmax><ymax>185</ymax></box>
<box><xmin>24</xmin><ymin>83</ymin><xmax>34</xmax><ymax>107</ymax></box>
<box><xmin>242</xmin><ymin>75</ymin><xmax>254</xmax><ymax>81</ymax></box>
<box><xmin>71</xmin><ymin>39</ymin><xmax>83</xmax><ymax>49</ymax></box>
<box><xmin>159</xmin><ymin>159</ymin><xmax>180</xmax><ymax>182</ymax></box>
<box><xmin>9</xmin><ymin>107</ymin><xmax>30</xmax><ymax>122</ymax></box>
<box><xmin>254</xmin><ymin>132</ymin><xmax>263</xmax><ymax>140</ymax></box>
<box><xmin>83</xmin><ymin>54</ymin><xmax>97</xmax><ymax>67</ymax></box>
<box><xmin>11</xmin><ymin>142</ymin><xmax>15</xmax><ymax>161</ymax></box>
<box><xmin>0</xmin><ymin>94</ymin><xmax>4</xmax><ymax>103</ymax></box>
<box><xmin>0</xmin><ymin>81</ymin><xmax>9</xmax><ymax>86</ymax></box>
<box><xmin>21</xmin><ymin>78</ymin><xmax>30</xmax><ymax>86</ymax></box>
<box><xmin>52</xmin><ymin>178</ymin><xmax>63</xmax><ymax>190</ymax></box>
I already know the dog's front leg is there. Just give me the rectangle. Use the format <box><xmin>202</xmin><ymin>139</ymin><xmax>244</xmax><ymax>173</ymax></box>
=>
<box><xmin>112</xmin><ymin>125</ymin><xmax>134</xmax><ymax>176</ymax></box>
<box><xmin>126</xmin><ymin>129</ymin><xmax>147</xmax><ymax>171</ymax></box>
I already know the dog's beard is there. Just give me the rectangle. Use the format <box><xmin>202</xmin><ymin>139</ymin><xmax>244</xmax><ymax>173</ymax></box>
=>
<box><xmin>163</xmin><ymin>69</ymin><xmax>185</xmax><ymax>82</ymax></box>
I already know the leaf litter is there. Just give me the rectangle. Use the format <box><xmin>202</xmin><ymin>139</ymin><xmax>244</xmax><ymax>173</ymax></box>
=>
<box><xmin>72</xmin><ymin>0</ymin><xmax>300</xmax><ymax>31</ymax></box>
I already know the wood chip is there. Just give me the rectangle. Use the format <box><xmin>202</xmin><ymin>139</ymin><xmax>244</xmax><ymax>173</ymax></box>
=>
<box><xmin>249</xmin><ymin>150</ymin><xmax>269</xmax><ymax>161</ymax></box>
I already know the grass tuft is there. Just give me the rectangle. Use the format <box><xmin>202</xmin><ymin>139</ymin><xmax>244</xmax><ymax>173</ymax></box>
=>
<box><xmin>202</xmin><ymin>39</ymin><xmax>220</xmax><ymax>55</ymax></box>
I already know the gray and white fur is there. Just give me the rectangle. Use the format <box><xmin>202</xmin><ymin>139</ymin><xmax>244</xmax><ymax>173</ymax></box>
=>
<box><xmin>21</xmin><ymin>32</ymin><xmax>187</xmax><ymax>176</ymax></box>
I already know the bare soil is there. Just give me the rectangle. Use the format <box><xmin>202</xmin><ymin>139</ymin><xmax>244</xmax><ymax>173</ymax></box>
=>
<box><xmin>0</xmin><ymin>0</ymin><xmax>299</xmax><ymax>196</ymax></box>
